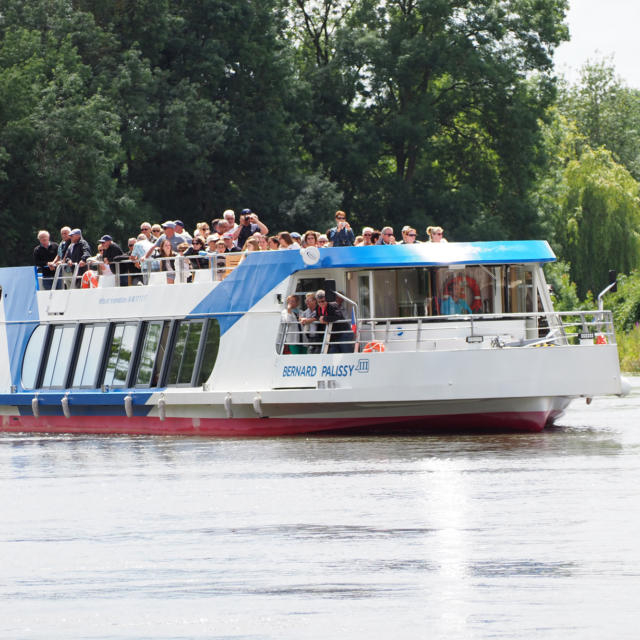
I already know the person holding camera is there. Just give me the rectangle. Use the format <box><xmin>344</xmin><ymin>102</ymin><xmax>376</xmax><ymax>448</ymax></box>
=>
<box><xmin>232</xmin><ymin>208</ymin><xmax>269</xmax><ymax>249</ymax></box>
<box><xmin>327</xmin><ymin>210</ymin><xmax>355</xmax><ymax>247</ymax></box>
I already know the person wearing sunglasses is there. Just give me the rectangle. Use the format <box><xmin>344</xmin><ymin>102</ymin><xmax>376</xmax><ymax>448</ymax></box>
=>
<box><xmin>184</xmin><ymin>237</ymin><xmax>209</xmax><ymax>269</ymax></box>
<box><xmin>376</xmin><ymin>226</ymin><xmax>395</xmax><ymax>245</ymax></box>
<box><xmin>427</xmin><ymin>226</ymin><xmax>447</xmax><ymax>243</ymax></box>
<box><xmin>400</xmin><ymin>226</ymin><xmax>419</xmax><ymax>244</ymax></box>
<box><xmin>327</xmin><ymin>210</ymin><xmax>355</xmax><ymax>247</ymax></box>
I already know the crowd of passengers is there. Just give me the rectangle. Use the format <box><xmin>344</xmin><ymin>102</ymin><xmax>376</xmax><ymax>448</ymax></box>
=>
<box><xmin>33</xmin><ymin>208</ymin><xmax>448</xmax><ymax>290</ymax></box>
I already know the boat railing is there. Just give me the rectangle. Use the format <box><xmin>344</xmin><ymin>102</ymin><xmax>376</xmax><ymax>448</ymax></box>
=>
<box><xmin>276</xmin><ymin>310</ymin><xmax>616</xmax><ymax>355</ymax></box>
<box><xmin>45</xmin><ymin>252</ymin><xmax>250</xmax><ymax>290</ymax></box>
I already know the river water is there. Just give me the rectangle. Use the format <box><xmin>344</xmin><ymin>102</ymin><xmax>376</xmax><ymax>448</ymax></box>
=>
<box><xmin>1</xmin><ymin>380</ymin><xmax>639</xmax><ymax>639</ymax></box>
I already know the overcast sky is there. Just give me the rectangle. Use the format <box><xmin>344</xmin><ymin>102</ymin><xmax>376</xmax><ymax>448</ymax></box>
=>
<box><xmin>553</xmin><ymin>0</ymin><xmax>640</xmax><ymax>88</ymax></box>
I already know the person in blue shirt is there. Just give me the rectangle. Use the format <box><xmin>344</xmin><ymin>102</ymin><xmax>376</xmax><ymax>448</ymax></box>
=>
<box><xmin>327</xmin><ymin>211</ymin><xmax>355</xmax><ymax>247</ymax></box>
<box><xmin>441</xmin><ymin>281</ymin><xmax>472</xmax><ymax>315</ymax></box>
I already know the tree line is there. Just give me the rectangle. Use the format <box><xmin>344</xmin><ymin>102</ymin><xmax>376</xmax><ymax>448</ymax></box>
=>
<box><xmin>1</xmin><ymin>0</ymin><xmax>640</xmax><ymax>311</ymax></box>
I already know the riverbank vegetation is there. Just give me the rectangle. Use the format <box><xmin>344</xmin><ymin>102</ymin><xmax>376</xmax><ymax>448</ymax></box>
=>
<box><xmin>0</xmin><ymin>1</ymin><xmax>639</xmax><ymax>364</ymax></box>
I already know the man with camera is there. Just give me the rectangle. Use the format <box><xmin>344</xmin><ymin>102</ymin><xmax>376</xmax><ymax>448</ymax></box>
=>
<box><xmin>232</xmin><ymin>208</ymin><xmax>269</xmax><ymax>249</ymax></box>
<box><xmin>327</xmin><ymin>210</ymin><xmax>355</xmax><ymax>247</ymax></box>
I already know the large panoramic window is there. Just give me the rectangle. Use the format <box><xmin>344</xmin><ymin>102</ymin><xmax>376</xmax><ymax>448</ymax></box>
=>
<box><xmin>135</xmin><ymin>321</ymin><xmax>169</xmax><ymax>387</ymax></box>
<box><xmin>72</xmin><ymin>324</ymin><xmax>108</xmax><ymax>388</ymax></box>
<box><xmin>41</xmin><ymin>324</ymin><xmax>77</xmax><ymax>388</ymax></box>
<box><xmin>166</xmin><ymin>320</ymin><xmax>205</xmax><ymax>386</ymax></box>
<box><xmin>197</xmin><ymin>320</ymin><xmax>220</xmax><ymax>386</ymax></box>
<box><xmin>103</xmin><ymin>322</ymin><xmax>138</xmax><ymax>388</ymax></box>
<box><xmin>21</xmin><ymin>325</ymin><xmax>48</xmax><ymax>389</ymax></box>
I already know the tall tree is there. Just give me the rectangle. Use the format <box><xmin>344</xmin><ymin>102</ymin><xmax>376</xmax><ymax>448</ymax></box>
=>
<box><xmin>559</xmin><ymin>58</ymin><xmax>640</xmax><ymax>181</ymax></box>
<box><xmin>285</xmin><ymin>0</ymin><xmax>569</xmax><ymax>237</ymax></box>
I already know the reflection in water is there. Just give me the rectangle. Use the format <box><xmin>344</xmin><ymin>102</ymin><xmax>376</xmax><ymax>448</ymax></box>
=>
<box><xmin>0</xmin><ymin>382</ymin><xmax>639</xmax><ymax>638</ymax></box>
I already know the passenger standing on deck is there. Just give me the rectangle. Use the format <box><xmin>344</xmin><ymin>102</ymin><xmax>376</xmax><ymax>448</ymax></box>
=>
<box><xmin>377</xmin><ymin>226</ymin><xmax>394</xmax><ymax>245</ymax></box>
<box><xmin>300</xmin><ymin>293</ymin><xmax>321</xmax><ymax>353</ymax></box>
<box><xmin>173</xmin><ymin>220</ymin><xmax>192</xmax><ymax>244</ymax></box>
<box><xmin>328</xmin><ymin>211</ymin><xmax>355</xmax><ymax>247</ymax></box>
<box><xmin>33</xmin><ymin>230</ymin><xmax>59</xmax><ymax>290</ymax></box>
<box><xmin>156</xmin><ymin>239</ymin><xmax>176</xmax><ymax>284</ymax></box>
<box><xmin>63</xmin><ymin>229</ymin><xmax>92</xmax><ymax>288</ymax></box>
<box><xmin>233</xmin><ymin>210</ymin><xmax>269</xmax><ymax>249</ymax></box>
<box><xmin>281</xmin><ymin>295</ymin><xmax>305</xmax><ymax>354</ymax></box>
<box><xmin>315</xmin><ymin>289</ymin><xmax>355</xmax><ymax>353</ymax></box>
<box><xmin>427</xmin><ymin>226</ymin><xmax>447</xmax><ymax>243</ymax></box>
<box><xmin>144</xmin><ymin>221</ymin><xmax>185</xmax><ymax>258</ymax></box>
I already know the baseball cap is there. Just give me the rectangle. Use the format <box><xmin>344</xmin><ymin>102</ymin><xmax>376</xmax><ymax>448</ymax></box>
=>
<box><xmin>70</xmin><ymin>228</ymin><xmax>82</xmax><ymax>236</ymax></box>
<box><xmin>173</xmin><ymin>220</ymin><xmax>185</xmax><ymax>227</ymax></box>
<box><xmin>99</xmin><ymin>234</ymin><xmax>112</xmax><ymax>242</ymax></box>
<box><xmin>162</xmin><ymin>221</ymin><xmax>176</xmax><ymax>229</ymax></box>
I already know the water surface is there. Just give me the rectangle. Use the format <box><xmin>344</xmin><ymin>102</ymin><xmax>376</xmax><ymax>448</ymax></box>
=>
<box><xmin>1</xmin><ymin>380</ymin><xmax>639</xmax><ymax>639</ymax></box>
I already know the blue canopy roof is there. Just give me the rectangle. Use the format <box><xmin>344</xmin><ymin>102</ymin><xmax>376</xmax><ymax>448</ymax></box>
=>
<box><xmin>308</xmin><ymin>240</ymin><xmax>556</xmax><ymax>269</ymax></box>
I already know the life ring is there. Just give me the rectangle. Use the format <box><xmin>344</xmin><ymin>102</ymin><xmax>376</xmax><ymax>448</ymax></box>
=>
<box><xmin>362</xmin><ymin>340</ymin><xmax>385</xmax><ymax>353</ymax></box>
<box><xmin>81</xmin><ymin>270</ymin><xmax>98</xmax><ymax>288</ymax></box>
<box><xmin>443</xmin><ymin>275</ymin><xmax>482</xmax><ymax>312</ymax></box>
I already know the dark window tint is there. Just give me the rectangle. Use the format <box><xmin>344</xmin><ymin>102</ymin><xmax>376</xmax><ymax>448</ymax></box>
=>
<box><xmin>197</xmin><ymin>320</ymin><xmax>220</xmax><ymax>385</ymax></box>
<box><xmin>166</xmin><ymin>320</ymin><xmax>205</xmax><ymax>386</ymax></box>
<box><xmin>21</xmin><ymin>325</ymin><xmax>48</xmax><ymax>389</ymax></box>
<box><xmin>72</xmin><ymin>324</ymin><xmax>107</xmax><ymax>388</ymax></box>
<box><xmin>135</xmin><ymin>321</ymin><xmax>168</xmax><ymax>387</ymax></box>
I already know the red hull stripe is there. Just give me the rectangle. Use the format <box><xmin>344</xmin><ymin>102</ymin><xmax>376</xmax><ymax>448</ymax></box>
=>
<box><xmin>2</xmin><ymin>411</ymin><xmax>548</xmax><ymax>435</ymax></box>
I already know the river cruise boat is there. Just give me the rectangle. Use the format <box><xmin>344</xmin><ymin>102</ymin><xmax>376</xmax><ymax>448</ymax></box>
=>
<box><xmin>0</xmin><ymin>241</ymin><xmax>626</xmax><ymax>435</ymax></box>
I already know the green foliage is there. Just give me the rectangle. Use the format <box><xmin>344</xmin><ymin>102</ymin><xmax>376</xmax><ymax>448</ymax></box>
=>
<box><xmin>544</xmin><ymin>261</ymin><xmax>592</xmax><ymax>311</ymax></box>
<box><xmin>610</xmin><ymin>270</ymin><xmax>640</xmax><ymax>332</ymax></box>
<box><xmin>616</xmin><ymin>325</ymin><xmax>640</xmax><ymax>373</ymax></box>
<box><xmin>559</xmin><ymin>59</ymin><xmax>640</xmax><ymax>181</ymax></box>
<box><xmin>553</xmin><ymin>147</ymin><xmax>640</xmax><ymax>297</ymax></box>
<box><xmin>0</xmin><ymin>0</ymin><xmax>573</xmax><ymax>261</ymax></box>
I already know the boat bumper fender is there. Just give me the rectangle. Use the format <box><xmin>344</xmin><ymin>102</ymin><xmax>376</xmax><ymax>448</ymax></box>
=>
<box><xmin>224</xmin><ymin>393</ymin><xmax>233</xmax><ymax>419</ymax></box>
<box><xmin>61</xmin><ymin>393</ymin><xmax>71</xmax><ymax>419</ymax></box>
<box><xmin>124</xmin><ymin>394</ymin><xmax>133</xmax><ymax>418</ymax></box>
<box><xmin>252</xmin><ymin>394</ymin><xmax>263</xmax><ymax>418</ymax></box>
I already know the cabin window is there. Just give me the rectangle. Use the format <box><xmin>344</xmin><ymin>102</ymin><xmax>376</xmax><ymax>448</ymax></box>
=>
<box><xmin>103</xmin><ymin>322</ymin><xmax>138</xmax><ymax>388</ymax></box>
<box><xmin>507</xmin><ymin>266</ymin><xmax>535</xmax><ymax>313</ymax></box>
<box><xmin>166</xmin><ymin>319</ymin><xmax>206</xmax><ymax>386</ymax></box>
<box><xmin>135</xmin><ymin>321</ymin><xmax>170</xmax><ymax>387</ymax></box>
<box><xmin>197</xmin><ymin>320</ymin><xmax>220</xmax><ymax>386</ymax></box>
<box><xmin>72</xmin><ymin>324</ymin><xmax>108</xmax><ymax>388</ymax></box>
<box><xmin>21</xmin><ymin>325</ymin><xmax>48</xmax><ymax>389</ymax></box>
<box><xmin>41</xmin><ymin>324</ymin><xmax>77</xmax><ymax>388</ymax></box>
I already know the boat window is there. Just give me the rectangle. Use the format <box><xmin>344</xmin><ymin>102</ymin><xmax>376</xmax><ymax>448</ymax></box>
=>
<box><xmin>103</xmin><ymin>322</ymin><xmax>138</xmax><ymax>388</ymax></box>
<box><xmin>435</xmin><ymin>267</ymin><xmax>496</xmax><ymax>315</ymax></box>
<box><xmin>507</xmin><ymin>266</ymin><xmax>534</xmax><ymax>313</ymax></box>
<box><xmin>166</xmin><ymin>319</ymin><xmax>206</xmax><ymax>386</ymax></box>
<box><xmin>197</xmin><ymin>320</ymin><xmax>220</xmax><ymax>386</ymax></box>
<box><xmin>21</xmin><ymin>325</ymin><xmax>48</xmax><ymax>389</ymax></box>
<box><xmin>41</xmin><ymin>324</ymin><xmax>77</xmax><ymax>388</ymax></box>
<box><xmin>71</xmin><ymin>324</ymin><xmax>108</xmax><ymax>388</ymax></box>
<box><xmin>135</xmin><ymin>321</ymin><xmax>169</xmax><ymax>387</ymax></box>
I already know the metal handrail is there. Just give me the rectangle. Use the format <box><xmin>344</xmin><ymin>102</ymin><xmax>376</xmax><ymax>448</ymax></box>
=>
<box><xmin>277</xmin><ymin>309</ymin><xmax>616</xmax><ymax>354</ymax></box>
<box><xmin>43</xmin><ymin>251</ymin><xmax>252</xmax><ymax>289</ymax></box>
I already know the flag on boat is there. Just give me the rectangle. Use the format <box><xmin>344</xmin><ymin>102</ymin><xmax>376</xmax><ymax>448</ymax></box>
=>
<box><xmin>351</xmin><ymin>307</ymin><xmax>358</xmax><ymax>352</ymax></box>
